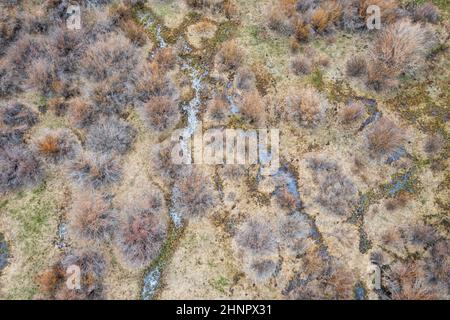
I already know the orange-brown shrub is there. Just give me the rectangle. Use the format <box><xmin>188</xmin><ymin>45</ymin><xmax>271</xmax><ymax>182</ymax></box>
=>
<box><xmin>33</xmin><ymin>129</ymin><xmax>80</xmax><ymax>163</ymax></box>
<box><xmin>359</xmin><ymin>0</ymin><xmax>398</xmax><ymax>24</ymax></box>
<box><xmin>311</xmin><ymin>8</ymin><xmax>331</xmax><ymax>33</ymax></box>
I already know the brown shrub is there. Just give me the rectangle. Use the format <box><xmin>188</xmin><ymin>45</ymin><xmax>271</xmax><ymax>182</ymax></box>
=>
<box><xmin>286</xmin><ymin>87</ymin><xmax>327</xmax><ymax>127</ymax></box>
<box><xmin>207</xmin><ymin>96</ymin><xmax>229</xmax><ymax>121</ymax></box>
<box><xmin>33</xmin><ymin>129</ymin><xmax>79</xmax><ymax>163</ymax></box>
<box><xmin>413</xmin><ymin>3</ymin><xmax>440</xmax><ymax>24</ymax></box>
<box><xmin>386</xmin><ymin>262</ymin><xmax>437</xmax><ymax>300</ymax></box>
<box><xmin>240</xmin><ymin>90</ymin><xmax>265</xmax><ymax>124</ymax></box>
<box><xmin>346</xmin><ymin>55</ymin><xmax>367</xmax><ymax>77</ymax></box>
<box><xmin>366</xmin><ymin>118</ymin><xmax>404</xmax><ymax>156</ymax></box>
<box><xmin>359</xmin><ymin>0</ymin><xmax>398</xmax><ymax>24</ymax></box>
<box><xmin>67</xmin><ymin>97</ymin><xmax>96</xmax><ymax>128</ymax></box>
<box><xmin>172</xmin><ymin>168</ymin><xmax>217</xmax><ymax>220</ymax></box>
<box><xmin>142</xmin><ymin>95</ymin><xmax>180</xmax><ymax>131</ymax></box>
<box><xmin>367</xmin><ymin>19</ymin><xmax>432</xmax><ymax>90</ymax></box>
<box><xmin>291</xmin><ymin>55</ymin><xmax>312</xmax><ymax>75</ymax></box>
<box><xmin>311</xmin><ymin>8</ymin><xmax>331</xmax><ymax>33</ymax></box>
<box><xmin>152</xmin><ymin>47</ymin><xmax>177</xmax><ymax>72</ymax></box>
<box><xmin>36</xmin><ymin>264</ymin><xmax>65</xmax><ymax>296</ymax></box>
<box><xmin>293</xmin><ymin>18</ymin><xmax>311</xmax><ymax>42</ymax></box>
<box><xmin>119</xmin><ymin>20</ymin><xmax>148</xmax><ymax>46</ymax></box>
<box><xmin>69</xmin><ymin>191</ymin><xmax>116</xmax><ymax>242</ymax></box>
<box><xmin>276</xmin><ymin>186</ymin><xmax>298</xmax><ymax>211</ymax></box>
<box><xmin>116</xmin><ymin>190</ymin><xmax>167</xmax><ymax>268</ymax></box>
<box><xmin>340</xmin><ymin>102</ymin><xmax>365</xmax><ymax>124</ymax></box>
<box><xmin>215</xmin><ymin>39</ymin><xmax>244</xmax><ymax>71</ymax></box>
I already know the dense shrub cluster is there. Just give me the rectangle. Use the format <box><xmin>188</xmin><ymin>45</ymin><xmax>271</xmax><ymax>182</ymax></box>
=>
<box><xmin>0</xmin><ymin>102</ymin><xmax>37</xmax><ymax>145</ymax></box>
<box><xmin>67</xmin><ymin>152</ymin><xmax>122</xmax><ymax>189</ymax></box>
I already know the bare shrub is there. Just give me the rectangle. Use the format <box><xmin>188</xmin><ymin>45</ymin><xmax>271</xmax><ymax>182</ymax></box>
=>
<box><xmin>32</xmin><ymin>129</ymin><xmax>80</xmax><ymax>163</ymax></box>
<box><xmin>234</xmin><ymin>66</ymin><xmax>256</xmax><ymax>91</ymax></box>
<box><xmin>67</xmin><ymin>152</ymin><xmax>122</xmax><ymax>188</ymax></box>
<box><xmin>26</xmin><ymin>58</ymin><xmax>54</xmax><ymax>93</ymax></box>
<box><xmin>291</xmin><ymin>55</ymin><xmax>312</xmax><ymax>75</ymax></box>
<box><xmin>142</xmin><ymin>95</ymin><xmax>180</xmax><ymax>131</ymax></box>
<box><xmin>236</xmin><ymin>217</ymin><xmax>277</xmax><ymax>255</ymax></box>
<box><xmin>1</xmin><ymin>102</ymin><xmax>37</xmax><ymax>128</ymax></box>
<box><xmin>423</xmin><ymin>134</ymin><xmax>443</xmax><ymax>154</ymax></box>
<box><xmin>239</xmin><ymin>90</ymin><xmax>265</xmax><ymax>125</ymax></box>
<box><xmin>67</xmin><ymin>97</ymin><xmax>97</xmax><ymax>128</ymax></box>
<box><xmin>286</xmin><ymin>87</ymin><xmax>328</xmax><ymax>127</ymax></box>
<box><xmin>340</xmin><ymin>102</ymin><xmax>364</xmax><ymax>124</ymax></box>
<box><xmin>215</xmin><ymin>39</ymin><xmax>244</xmax><ymax>72</ymax></box>
<box><xmin>90</xmin><ymin>75</ymin><xmax>135</xmax><ymax>116</ymax></box>
<box><xmin>425</xmin><ymin>240</ymin><xmax>450</xmax><ymax>285</ymax></box>
<box><xmin>68</xmin><ymin>191</ymin><xmax>116</xmax><ymax>242</ymax></box>
<box><xmin>0</xmin><ymin>145</ymin><xmax>42</xmax><ymax>193</ymax></box>
<box><xmin>86</xmin><ymin>117</ymin><xmax>136</xmax><ymax>155</ymax></box>
<box><xmin>247</xmin><ymin>259</ymin><xmax>277</xmax><ymax>282</ymax></box>
<box><xmin>116</xmin><ymin>190</ymin><xmax>168</xmax><ymax>268</ymax></box>
<box><xmin>207</xmin><ymin>96</ymin><xmax>229</xmax><ymax>121</ymax></box>
<box><xmin>279</xmin><ymin>213</ymin><xmax>312</xmax><ymax>252</ymax></box>
<box><xmin>413</xmin><ymin>3</ymin><xmax>440</xmax><ymax>24</ymax></box>
<box><xmin>307</xmin><ymin>157</ymin><xmax>358</xmax><ymax>216</ymax></box>
<box><xmin>345</xmin><ymin>55</ymin><xmax>367</xmax><ymax>77</ymax></box>
<box><xmin>366</xmin><ymin>118</ymin><xmax>404</xmax><ymax>156</ymax></box>
<box><xmin>172</xmin><ymin>169</ymin><xmax>217</xmax><ymax>220</ymax></box>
